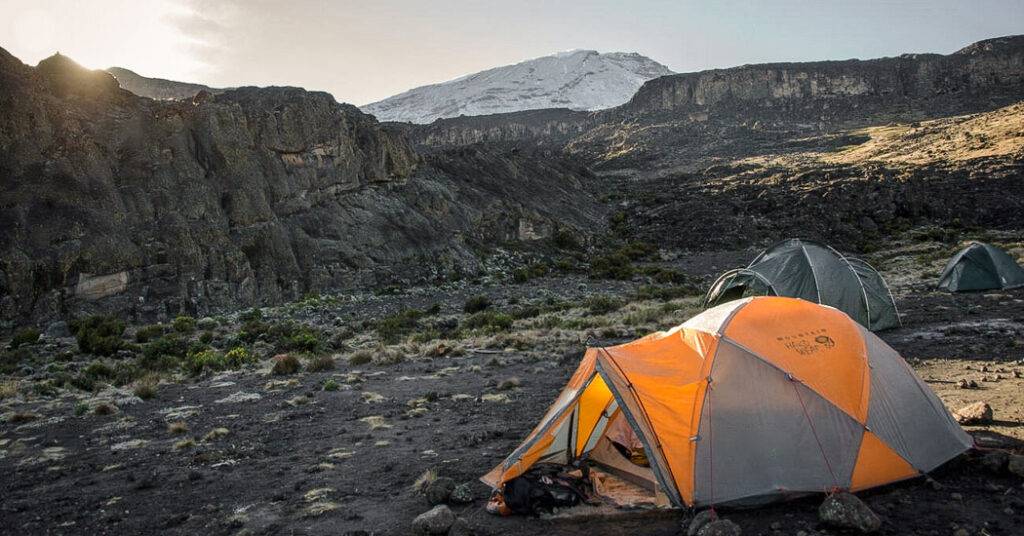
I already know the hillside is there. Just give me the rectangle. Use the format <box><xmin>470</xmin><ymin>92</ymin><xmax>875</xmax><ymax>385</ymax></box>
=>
<box><xmin>361</xmin><ymin>50</ymin><xmax>672</xmax><ymax>124</ymax></box>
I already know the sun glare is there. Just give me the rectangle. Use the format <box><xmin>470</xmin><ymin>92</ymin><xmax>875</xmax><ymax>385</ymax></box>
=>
<box><xmin>3</xmin><ymin>0</ymin><xmax>205</xmax><ymax>82</ymax></box>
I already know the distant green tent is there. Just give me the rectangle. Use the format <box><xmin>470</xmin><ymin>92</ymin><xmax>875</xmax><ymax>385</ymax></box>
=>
<box><xmin>703</xmin><ymin>238</ymin><xmax>901</xmax><ymax>331</ymax></box>
<box><xmin>937</xmin><ymin>242</ymin><xmax>1024</xmax><ymax>292</ymax></box>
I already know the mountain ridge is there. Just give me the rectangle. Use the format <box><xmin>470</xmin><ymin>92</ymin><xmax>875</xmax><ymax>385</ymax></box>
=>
<box><xmin>360</xmin><ymin>49</ymin><xmax>673</xmax><ymax>124</ymax></box>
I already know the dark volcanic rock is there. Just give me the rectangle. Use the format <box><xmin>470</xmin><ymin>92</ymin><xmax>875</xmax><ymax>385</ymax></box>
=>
<box><xmin>819</xmin><ymin>491</ymin><xmax>882</xmax><ymax>533</ymax></box>
<box><xmin>0</xmin><ymin>49</ymin><xmax>605</xmax><ymax>328</ymax></box>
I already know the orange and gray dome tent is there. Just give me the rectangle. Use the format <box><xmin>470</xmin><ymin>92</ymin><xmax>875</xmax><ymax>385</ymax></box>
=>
<box><xmin>937</xmin><ymin>242</ymin><xmax>1024</xmax><ymax>292</ymax></box>
<box><xmin>703</xmin><ymin>239</ymin><xmax>901</xmax><ymax>331</ymax></box>
<box><xmin>482</xmin><ymin>297</ymin><xmax>971</xmax><ymax>508</ymax></box>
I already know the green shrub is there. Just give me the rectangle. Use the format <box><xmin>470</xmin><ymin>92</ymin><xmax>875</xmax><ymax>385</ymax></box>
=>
<box><xmin>463</xmin><ymin>295</ymin><xmax>492</xmax><ymax>314</ymax></box>
<box><xmin>464</xmin><ymin>311</ymin><xmax>514</xmax><ymax>333</ymax></box>
<box><xmin>0</xmin><ymin>347</ymin><xmax>32</xmax><ymax>374</ymax></box>
<box><xmin>69</xmin><ymin>315</ymin><xmax>125</xmax><ymax>356</ymax></box>
<box><xmin>239</xmin><ymin>307</ymin><xmax>262</xmax><ymax>322</ymax></box>
<box><xmin>134</xmin><ymin>373</ymin><xmax>159</xmax><ymax>400</ymax></box>
<box><xmin>224</xmin><ymin>347</ymin><xmax>257</xmax><ymax>368</ymax></box>
<box><xmin>511</xmin><ymin>305</ymin><xmax>543</xmax><ymax>320</ymax></box>
<box><xmin>184</xmin><ymin>349</ymin><xmax>225</xmax><ymax>376</ymax></box>
<box><xmin>425</xmin><ymin>302</ymin><xmax>442</xmax><ymax>315</ymax></box>
<box><xmin>134</xmin><ymin>325</ymin><xmax>166</xmax><ymax>343</ymax></box>
<box><xmin>139</xmin><ymin>335</ymin><xmax>188</xmax><ymax>371</ymax></box>
<box><xmin>552</xmin><ymin>228</ymin><xmax>582</xmax><ymax>250</ymax></box>
<box><xmin>199</xmin><ymin>330</ymin><xmax>214</xmax><ymax>344</ymax></box>
<box><xmin>272</xmin><ymin>354</ymin><xmax>301</xmax><ymax>375</ymax></box>
<box><xmin>172</xmin><ymin>316</ymin><xmax>196</xmax><ymax>333</ymax></box>
<box><xmin>650</xmin><ymin>268</ymin><xmax>690</xmax><ymax>284</ymax></box>
<box><xmin>279</xmin><ymin>326</ymin><xmax>322</xmax><ymax>354</ymax></box>
<box><xmin>84</xmin><ymin>361</ymin><xmax>114</xmax><ymax>381</ymax></box>
<box><xmin>323</xmin><ymin>379</ymin><xmax>340</xmax><ymax>391</ymax></box>
<box><xmin>585</xmin><ymin>295</ymin><xmax>623</xmax><ymax>315</ymax></box>
<box><xmin>197</xmin><ymin>318</ymin><xmax>217</xmax><ymax>330</ymax></box>
<box><xmin>376</xmin><ymin>309</ymin><xmax>422</xmax><ymax>344</ymax></box>
<box><xmin>588</xmin><ymin>252</ymin><xmax>635</xmax><ymax>280</ymax></box>
<box><xmin>633</xmin><ymin>285</ymin><xmax>701</xmax><ymax>301</ymax></box>
<box><xmin>11</xmin><ymin>327</ymin><xmax>40</xmax><ymax>347</ymax></box>
<box><xmin>73</xmin><ymin>403</ymin><xmax>89</xmax><ymax>416</ymax></box>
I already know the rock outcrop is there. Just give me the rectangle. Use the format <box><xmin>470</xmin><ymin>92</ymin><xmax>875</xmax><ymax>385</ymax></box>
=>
<box><xmin>0</xmin><ymin>49</ymin><xmax>604</xmax><ymax>327</ymax></box>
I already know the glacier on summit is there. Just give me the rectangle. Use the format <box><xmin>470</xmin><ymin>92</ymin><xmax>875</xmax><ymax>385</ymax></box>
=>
<box><xmin>360</xmin><ymin>50</ymin><xmax>673</xmax><ymax>124</ymax></box>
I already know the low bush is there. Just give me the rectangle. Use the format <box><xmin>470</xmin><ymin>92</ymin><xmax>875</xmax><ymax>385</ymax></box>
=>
<box><xmin>173</xmin><ymin>316</ymin><xmax>197</xmax><ymax>333</ymax></box>
<box><xmin>11</xmin><ymin>327</ymin><xmax>40</xmax><ymax>347</ymax></box>
<box><xmin>139</xmin><ymin>335</ymin><xmax>188</xmax><ymax>371</ymax></box>
<box><xmin>134</xmin><ymin>324</ymin><xmax>166</xmax><ymax>343</ymax></box>
<box><xmin>464</xmin><ymin>311</ymin><xmax>514</xmax><ymax>333</ymax></box>
<box><xmin>306</xmin><ymin>354</ymin><xmax>335</xmax><ymax>372</ymax></box>
<box><xmin>184</xmin><ymin>349</ymin><xmax>226</xmax><ymax>376</ymax></box>
<box><xmin>224</xmin><ymin>346</ymin><xmax>257</xmax><ymax>368</ymax></box>
<box><xmin>323</xmin><ymin>379</ymin><xmax>340</xmax><ymax>391</ymax></box>
<box><xmin>69</xmin><ymin>315</ymin><xmax>125</xmax><ymax>356</ymax></box>
<box><xmin>584</xmin><ymin>295</ymin><xmax>623</xmax><ymax>315</ymax></box>
<box><xmin>463</xmin><ymin>295</ymin><xmax>491</xmax><ymax>314</ymax></box>
<box><xmin>376</xmin><ymin>309</ymin><xmax>422</xmax><ymax>344</ymax></box>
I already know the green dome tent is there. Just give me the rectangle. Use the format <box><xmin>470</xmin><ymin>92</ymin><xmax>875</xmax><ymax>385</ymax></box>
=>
<box><xmin>937</xmin><ymin>242</ymin><xmax>1024</xmax><ymax>292</ymax></box>
<box><xmin>703</xmin><ymin>239</ymin><xmax>901</xmax><ymax>331</ymax></box>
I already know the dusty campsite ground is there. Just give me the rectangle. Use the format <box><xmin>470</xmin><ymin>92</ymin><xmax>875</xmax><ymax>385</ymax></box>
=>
<box><xmin>2</xmin><ymin>238</ymin><xmax>1024</xmax><ymax>536</ymax></box>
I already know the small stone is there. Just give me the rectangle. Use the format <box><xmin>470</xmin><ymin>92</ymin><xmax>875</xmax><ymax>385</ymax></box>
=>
<box><xmin>953</xmin><ymin>529</ymin><xmax>969</xmax><ymax>536</ymax></box>
<box><xmin>819</xmin><ymin>492</ymin><xmax>882</xmax><ymax>533</ymax></box>
<box><xmin>1005</xmin><ymin>507</ymin><xmax>1015</xmax><ymax>516</ymax></box>
<box><xmin>980</xmin><ymin>450</ymin><xmax>1009</xmax><ymax>473</ymax></box>
<box><xmin>965</xmin><ymin>365</ymin><xmax>972</xmax><ymax>370</ymax></box>
<box><xmin>44</xmin><ymin>321</ymin><xmax>71</xmax><ymax>338</ymax></box>
<box><xmin>696</xmin><ymin>519</ymin><xmax>741</xmax><ymax>536</ymax></box>
<box><xmin>770</xmin><ymin>521</ymin><xmax>782</xmax><ymax>530</ymax></box>
<box><xmin>954</xmin><ymin>402</ymin><xmax>993</xmax><ymax>424</ymax></box>
<box><xmin>448</xmin><ymin>517</ymin><xmax>473</xmax><ymax>536</ymax></box>
<box><xmin>995</xmin><ymin>374</ymin><xmax>1002</xmax><ymax>381</ymax></box>
<box><xmin>951</xmin><ymin>492</ymin><xmax>963</xmax><ymax>501</ymax></box>
<box><xmin>449</xmin><ymin>483</ymin><xmax>473</xmax><ymax>504</ymax></box>
<box><xmin>1014</xmin><ymin>370</ymin><xmax>1022</xmax><ymax>378</ymax></box>
<box><xmin>1008</xmin><ymin>455</ymin><xmax>1024</xmax><ymax>477</ymax></box>
<box><xmin>969</xmin><ymin>380</ymin><xmax>979</xmax><ymax>388</ymax></box>
<box><xmin>958</xmin><ymin>379</ymin><xmax>970</xmax><ymax>389</ymax></box>
<box><xmin>425</xmin><ymin>477</ymin><xmax>456</xmax><ymax>506</ymax></box>
<box><xmin>411</xmin><ymin>505</ymin><xmax>456</xmax><ymax>535</ymax></box>
<box><xmin>981</xmin><ymin>365</ymin><xmax>989</xmax><ymax>372</ymax></box>
<box><xmin>686</xmin><ymin>510</ymin><xmax>718</xmax><ymax>536</ymax></box>
<box><xmin>982</xmin><ymin>375</ymin><xmax>991</xmax><ymax>382</ymax></box>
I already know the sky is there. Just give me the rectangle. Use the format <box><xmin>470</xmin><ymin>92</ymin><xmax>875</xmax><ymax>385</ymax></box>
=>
<box><xmin>1</xmin><ymin>0</ymin><xmax>1022</xmax><ymax>106</ymax></box>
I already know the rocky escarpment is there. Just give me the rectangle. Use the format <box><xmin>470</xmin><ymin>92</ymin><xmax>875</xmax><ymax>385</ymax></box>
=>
<box><xmin>407</xmin><ymin>35</ymin><xmax>1024</xmax><ymax>170</ymax></box>
<box><xmin>0</xmin><ymin>50</ymin><xmax>605</xmax><ymax>328</ymax></box>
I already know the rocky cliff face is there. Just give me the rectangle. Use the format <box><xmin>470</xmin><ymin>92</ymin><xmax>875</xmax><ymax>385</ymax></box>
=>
<box><xmin>0</xmin><ymin>50</ymin><xmax>604</xmax><ymax>327</ymax></box>
<box><xmin>408</xmin><ymin>35</ymin><xmax>1024</xmax><ymax>170</ymax></box>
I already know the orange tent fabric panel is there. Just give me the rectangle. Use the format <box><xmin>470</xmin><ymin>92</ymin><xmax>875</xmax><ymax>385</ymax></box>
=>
<box><xmin>576</xmin><ymin>375</ymin><xmax>613</xmax><ymax>455</ymax></box>
<box><xmin>850</xmin><ymin>431</ymin><xmax>919</xmax><ymax>490</ymax></box>
<box><xmin>722</xmin><ymin>297</ymin><xmax>871</xmax><ymax>423</ymax></box>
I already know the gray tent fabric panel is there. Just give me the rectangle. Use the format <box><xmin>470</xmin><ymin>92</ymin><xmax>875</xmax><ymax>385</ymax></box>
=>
<box><xmin>747</xmin><ymin>246</ymin><xmax>819</xmax><ymax>302</ymax></box>
<box><xmin>847</xmin><ymin>258</ymin><xmax>901</xmax><ymax>330</ymax></box>
<box><xmin>804</xmin><ymin>244</ymin><xmax>869</xmax><ymax>327</ymax></box>
<box><xmin>982</xmin><ymin>244</ymin><xmax>1024</xmax><ymax>288</ymax></box>
<box><xmin>861</xmin><ymin>328</ymin><xmax>972</xmax><ymax>471</ymax></box>
<box><xmin>692</xmin><ymin>341</ymin><xmax>863</xmax><ymax>505</ymax></box>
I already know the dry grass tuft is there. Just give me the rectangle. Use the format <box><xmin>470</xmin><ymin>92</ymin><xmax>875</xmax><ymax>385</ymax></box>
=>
<box><xmin>374</xmin><ymin>440</ymin><xmax>390</xmax><ymax>447</ymax></box>
<box><xmin>497</xmin><ymin>377</ymin><xmax>521</xmax><ymax>390</ymax></box>
<box><xmin>265</xmin><ymin>378</ymin><xmax>301</xmax><ymax>390</ymax></box>
<box><xmin>372</xmin><ymin>346</ymin><xmax>407</xmax><ymax>366</ymax></box>
<box><xmin>172</xmin><ymin>438</ymin><xmax>196</xmax><ymax>451</ymax></box>
<box><xmin>133</xmin><ymin>373</ymin><xmax>159</xmax><ymax>400</ymax></box>
<box><xmin>93</xmin><ymin>401</ymin><xmax>117</xmax><ymax>415</ymax></box>
<box><xmin>405</xmin><ymin>407</ymin><xmax>429</xmax><ymax>418</ymax></box>
<box><xmin>481</xmin><ymin>393</ymin><xmax>511</xmax><ymax>403</ymax></box>
<box><xmin>201</xmin><ymin>427</ymin><xmax>230</xmax><ymax>441</ymax></box>
<box><xmin>167</xmin><ymin>421</ymin><xmax>189</xmax><ymax>435</ymax></box>
<box><xmin>306</xmin><ymin>354</ymin><xmax>336</xmax><ymax>372</ymax></box>
<box><xmin>361</xmin><ymin>391</ymin><xmax>386</xmax><ymax>404</ymax></box>
<box><xmin>347</xmin><ymin>349</ymin><xmax>374</xmax><ymax>365</ymax></box>
<box><xmin>360</xmin><ymin>415</ymin><xmax>391</xmax><ymax>430</ymax></box>
<box><xmin>451</xmin><ymin>393</ymin><xmax>474</xmax><ymax>401</ymax></box>
<box><xmin>289</xmin><ymin>395</ymin><xmax>311</xmax><ymax>406</ymax></box>
<box><xmin>272</xmin><ymin>354</ymin><xmax>302</xmax><ymax>375</ymax></box>
<box><xmin>301</xmin><ymin>501</ymin><xmax>341</xmax><ymax>518</ymax></box>
<box><xmin>412</xmin><ymin>468</ymin><xmax>438</xmax><ymax>491</ymax></box>
<box><xmin>345</xmin><ymin>373</ymin><xmax>364</xmax><ymax>384</ymax></box>
<box><xmin>304</xmin><ymin>487</ymin><xmax>335</xmax><ymax>502</ymax></box>
<box><xmin>0</xmin><ymin>380</ymin><xmax>19</xmax><ymax>399</ymax></box>
<box><xmin>6</xmin><ymin>411</ymin><xmax>38</xmax><ymax>423</ymax></box>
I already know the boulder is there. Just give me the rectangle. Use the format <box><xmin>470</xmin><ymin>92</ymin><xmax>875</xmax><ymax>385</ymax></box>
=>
<box><xmin>448</xmin><ymin>517</ymin><xmax>473</xmax><ymax>536</ymax></box>
<box><xmin>1008</xmin><ymin>455</ymin><xmax>1024</xmax><ymax>478</ymax></box>
<box><xmin>449</xmin><ymin>483</ymin><xmax>474</xmax><ymax>504</ymax></box>
<box><xmin>426</xmin><ymin>477</ymin><xmax>456</xmax><ymax>505</ymax></box>
<box><xmin>411</xmin><ymin>505</ymin><xmax>456</xmax><ymax>535</ymax></box>
<box><xmin>819</xmin><ymin>492</ymin><xmax>882</xmax><ymax>533</ymax></box>
<box><xmin>686</xmin><ymin>509</ymin><xmax>718</xmax><ymax>536</ymax></box>
<box><xmin>696</xmin><ymin>520</ymin><xmax>741</xmax><ymax>536</ymax></box>
<box><xmin>954</xmin><ymin>402</ymin><xmax>993</xmax><ymax>424</ymax></box>
<box><xmin>980</xmin><ymin>450</ymin><xmax>1009</xmax><ymax>473</ymax></box>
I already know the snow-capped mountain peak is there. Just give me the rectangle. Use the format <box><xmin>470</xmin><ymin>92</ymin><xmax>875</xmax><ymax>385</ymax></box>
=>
<box><xmin>360</xmin><ymin>50</ymin><xmax>673</xmax><ymax>124</ymax></box>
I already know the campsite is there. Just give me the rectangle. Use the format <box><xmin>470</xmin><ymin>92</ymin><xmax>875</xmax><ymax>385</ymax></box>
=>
<box><xmin>1</xmin><ymin>235</ymin><xmax>1023</xmax><ymax>535</ymax></box>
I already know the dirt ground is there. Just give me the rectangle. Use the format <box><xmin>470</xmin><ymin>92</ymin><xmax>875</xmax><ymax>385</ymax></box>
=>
<box><xmin>2</xmin><ymin>245</ymin><xmax>1024</xmax><ymax>536</ymax></box>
